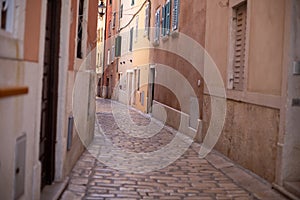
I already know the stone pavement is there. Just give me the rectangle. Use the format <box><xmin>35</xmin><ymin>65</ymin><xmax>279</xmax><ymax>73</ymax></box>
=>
<box><xmin>61</xmin><ymin>99</ymin><xmax>287</xmax><ymax>200</ymax></box>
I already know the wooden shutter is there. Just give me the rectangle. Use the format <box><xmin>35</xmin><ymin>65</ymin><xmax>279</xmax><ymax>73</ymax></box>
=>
<box><xmin>232</xmin><ymin>3</ymin><xmax>247</xmax><ymax>91</ymax></box>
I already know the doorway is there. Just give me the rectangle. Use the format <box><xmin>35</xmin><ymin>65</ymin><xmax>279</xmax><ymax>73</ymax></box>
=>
<box><xmin>147</xmin><ymin>67</ymin><xmax>155</xmax><ymax>113</ymax></box>
<box><xmin>39</xmin><ymin>0</ymin><xmax>61</xmax><ymax>189</ymax></box>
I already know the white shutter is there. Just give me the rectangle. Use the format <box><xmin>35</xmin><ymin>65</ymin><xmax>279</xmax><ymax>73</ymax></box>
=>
<box><xmin>161</xmin><ymin>5</ymin><xmax>165</xmax><ymax>36</ymax></box>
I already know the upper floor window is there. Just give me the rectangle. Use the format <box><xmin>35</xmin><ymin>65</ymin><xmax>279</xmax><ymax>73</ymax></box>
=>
<box><xmin>228</xmin><ymin>1</ymin><xmax>247</xmax><ymax>90</ymax></box>
<box><xmin>0</xmin><ymin>0</ymin><xmax>14</xmax><ymax>33</ymax></box>
<box><xmin>108</xmin><ymin>20</ymin><xmax>112</xmax><ymax>36</ymax></box>
<box><xmin>154</xmin><ymin>8</ymin><xmax>160</xmax><ymax>43</ymax></box>
<box><xmin>131</xmin><ymin>0</ymin><xmax>135</xmax><ymax>6</ymax></box>
<box><xmin>144</xmin><ymin>3</ymin><xmax>150</xmax><ymax>38</ymax></box>
<box><xmin>120</xmin><ymin>4</ymin><xmax>123</xmax><ymax>19</ymax></box>
<box><xmin>77</xmin><ymin>0</ymin><xmax>85</xmax><ymax>58</ymax></box>
<box><xmin>112</xmin><ymin>12</ymin><xmax>116</xmax><ymax>29</ymax></box>
<box><xmin>162</xmin><ymin>0</ymin><xmax>171</xmax><ymax>36</ymax></box>
<box><xmin>172</xmin><ymin>0</ymin><xmax>179</xmax><ymax>31</ymax></box>
<box><xmin>135</xmin><ymin>15</ymin><xmax>139</xmax><ymax>42</ymax></box>
<box><xmin>129</xmin><ymin>27</ymin><xmax>133</xmax><ymax>51</ymax></box>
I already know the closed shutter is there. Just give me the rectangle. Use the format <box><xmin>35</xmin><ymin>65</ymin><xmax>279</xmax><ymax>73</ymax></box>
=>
<box><xmin>129</xmin><ymin>28</ymin><xmax>133</xmax><ymax>51</ymax></box>
<box><xmin>161</xmin><ymin>5</ymin><xmax>165</xmax><ymax>36</ymax></box>
<box><xmin>107</xmin><ymin>49</ymin><xmax>110</xmax><ymax>65</ymax></box>
<box><xmin>166</xmin><ymin>0</ymin><xmax>171</xmax><ymax>35</ymax></box>
<box><xmin>155</xmin><ymin>9</ymin><xmax>160</xmax><ymax>42</ymax></box>
<box><xmin>172</xmin><ymin>0</ymin><xmax>179</xmax><ymax>30</ymax></box>
<box><xmin>135</xmin><ymin>16</ymin><xmax>139</xmax><ymax>42</ymax></box>
<box><xmin>115</xmin><ymin>36</ymin><xmax>122</xmax><ymax>57</ymax></box>
<box><xmin>232</xmin><ymin>3</ymin><xmax>247</xmax><ymax>90</ymax></box>
<box><xmin>144</xmin><ymin>4</ymin><xmax>149</xmax><ymax>36</ymax></box>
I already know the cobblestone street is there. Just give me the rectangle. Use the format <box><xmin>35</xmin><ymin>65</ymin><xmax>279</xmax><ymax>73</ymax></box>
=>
<box><xmin>61</xmin><ymin>99</ymin><xmax>287</xmax><ymax>200</ymax></box>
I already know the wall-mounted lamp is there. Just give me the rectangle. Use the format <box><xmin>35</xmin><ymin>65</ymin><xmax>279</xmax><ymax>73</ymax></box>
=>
<box><xmin>98</xmin><ymin>0</ymin><xmax>106</xmax><ymax>17</ymax></box>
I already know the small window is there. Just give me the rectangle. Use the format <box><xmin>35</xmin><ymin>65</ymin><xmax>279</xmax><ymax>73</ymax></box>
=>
<box><xmin>154</xmin><ymin>8</ymin><xmax>160</xmax><ymax>43</ymax></box>
<box><xmin>112</xmin><ymin>12</ymin><xmax>116</xmax><ymax>29</ymax></box>
<box><xmin>0</xmin><ymin>0</ymin><xmax>14</xmax><ymax>32</ymax></box>
<box><xmin>77</xmin><ymin>0</ymin><xmax>85</xmax><ymax>58</ymax></box>
<box><xmin>120</xmin><ymin>4</ymin><xmax>123</xmax><ymax>18</ymax></box>
<box><xmin>135</xmin><ymin>15</ymin><xmax>139</xmax><ymax>42</ymax></box>
<box><xmin>228</xmin><ymin>2</ymin><xmax>247</xmax><ymax>90</ymax></box>
<box><xmin>110</xmin><ymin>0</ymin><xmax>112</xmax><ymax>5</ymax></box>
<box><xmin>111</xmin><ymin>45</ymin><xmax>115</xmax><ymax>63</ymax></box>
<box><xmin>108</xmin><ymin>20</ymin><xmax>112</xmax><ymax>36</ymax></box>
<box><xmin>131</xmin><ymin>0</ymin><xmax>135</xmax><ymax>6</ymax></box>
<box><xmin>129</xmin><ymin>27</ymin><xmax>133</xmax><ymax>51</ymax></box>
<box><xmin>107</xmin><ymin>49</ymin><xmax>110</xmax><ymax>65</ymax></box>
<box><xmin>144</xmin><ymin>3</ymin><xmax>150</xmax><ymax>38</ymax></box>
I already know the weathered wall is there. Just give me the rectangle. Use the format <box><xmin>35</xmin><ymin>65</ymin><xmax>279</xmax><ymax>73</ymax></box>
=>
<box><xmin>149</xmin><ymin>0</ymin><xmax>206</xmax><ymax>135</ymax></box>
<box><xmin>0</xmin><ymin>0</ymin><xmax>44</xmax><ymax>199</ymax></box>
<box><xmin>203</xmin><ymin>95</ymin><xmax>279</xmax><ymax>182</ymax></box>
<box><xmin>204</xmin><ymin>0</ymin><xmax>286</xmax><ymax>183</ymax></box>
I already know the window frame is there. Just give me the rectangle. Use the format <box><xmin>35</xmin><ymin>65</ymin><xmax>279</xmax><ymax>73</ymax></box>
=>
<box><xmin>227</xmin><ymin>0</ymin><xmax>249</xmax><ymax>91</ymax></box>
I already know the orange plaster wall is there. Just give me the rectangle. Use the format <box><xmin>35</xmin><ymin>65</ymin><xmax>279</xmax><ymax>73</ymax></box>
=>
<box><xmin>24</xmin><ymin>0</ymin><xmax>42</xmax><ymax>62</ymax></box>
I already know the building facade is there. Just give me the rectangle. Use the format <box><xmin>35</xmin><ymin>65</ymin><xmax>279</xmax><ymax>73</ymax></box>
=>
<box><xmin>203</xmin><ymin>0</ymin><xmax>300</xmax><ymax>197</ymax></box>
<box><xmin>0</xmin><ymin>0</ymin><xmax>97</xmax><ymax>199</ymax></box>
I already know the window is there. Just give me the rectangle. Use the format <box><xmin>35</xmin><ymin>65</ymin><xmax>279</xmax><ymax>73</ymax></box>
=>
<box><xmin>100</xmin><ymin>28</ymin><xmax>103</xmax><ymax>42</ymax></box>
<box><xmin>161</xmin><ymin>1</ymin><xmax>171</xmax><ymax>37</ymax></box>
<box><xmin>135</xmin><ymin>15</ymin><xmax>139</xmax><ymax>42</ymax></box>
<box><xmin>0</xmin><ymin>0</ymin><xmax>14</xmax><ymax>32</ymax></box>
<box><xmin>172</xmin><ymin>0</ymin><xmax>179</xmax><ymax>31</ymax></box>
<box><xmin>137</xmin><ymin>69</ymin><xmax>140</xmax><ymax>91</ymax></box>
<box><xmin>77</xmin><ymin>0</ymin><xmax>85</xmax><ymax>58</ymax></box>
<box><xmin>110</xmin><ymin>0</ymin><xmax>112</xmax><ymax>5</ymax></box>
<box><xmin>120</xmin><ymin>4</ymin><xmax>123</xmax><ymax>18</ymax></box>
<box><xmin>229</xmin><ymin>2</ymin><xmax>247</xmax><ymax>90</ymax></box>
<box><xmin>161</xmin><ymin>5</ymin><xmax>165</xmax><ymax>36</ymax></box>
<box><xmin>131</xmin><ymin>0</ymin><xmax>135</xmax><ymax>6</ymax></box>
<box><xmin>115</xmin><ymin>36</ymin><xmax>122</xmax><ymax>57</ymax></box>
<box><xmin>144</xmin><ymin>3</ymin><xmax>150</xmax><ymax>37</ymax></box>
<box><xmin>108</xmin><ymin>20</ymin><xmax>112</xmax><ymax>36</ymax></box>
<box><xmin>154</xmin><ymin>9</ymin><xmax>160</xmax><ymax>43</ymax></box>
<box><xmin>107</xmin><ymin>49</ymin><xmax>110</xmax><ymax>65</ymax></box>
<box><xmin>111</xmin><ymin>45</ymin><xmax>115</xmax><ymax>63</ymax></box>
<box><xmin>129</xmin><ymin>27</ymin><xmax>133</xmax><ymax>51</ymax></box>
<box><xmin>112</xmin><ymin>12</ymin><xmax>116</xmax><ymax>29</ymax></box>
<box><xmin>165</xmin><ymin>0</ymin><xmax>171</xmax><ymax>35</ymax></box>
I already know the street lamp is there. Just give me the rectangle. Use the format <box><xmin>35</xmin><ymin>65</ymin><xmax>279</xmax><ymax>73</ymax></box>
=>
<box><xmin>98</xmin><ymin>0</ymin><xmax>106</xmax><ymax>17</ymax></box>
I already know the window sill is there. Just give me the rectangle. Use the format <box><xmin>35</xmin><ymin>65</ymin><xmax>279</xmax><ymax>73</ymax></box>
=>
<box><xmin>152</xmin><ymin>40</ymin><xmax>159</xmax><ymax>47</ymax></box>
<box><xmin>162</xmin><ymin>35</ymin><xmax>169</xmax><ymax>42</ymax></box>
<box><xmin>171</xmin><ymin>30</ymin><xmax>179</xmax><ymax>38</ymax></box>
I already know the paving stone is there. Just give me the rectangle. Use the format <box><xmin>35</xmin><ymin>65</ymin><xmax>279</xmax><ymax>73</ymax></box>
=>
<box><xmin>60</xmin><ymin>99</ymin><xmax>287</xmax><ymax>200</ymax></box>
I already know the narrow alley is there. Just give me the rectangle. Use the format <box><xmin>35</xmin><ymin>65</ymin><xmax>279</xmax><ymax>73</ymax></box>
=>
<box><xmin>61</xmin><ymin>99</ymin><xmax>286</xmax><ymax>200</ymax></box>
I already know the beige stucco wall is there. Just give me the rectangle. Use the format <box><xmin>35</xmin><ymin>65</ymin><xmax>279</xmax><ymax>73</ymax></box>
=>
<box><xmin>247</xmin><ymin>0</ymin><xmax>285</xmax><ymax>95</ymax></box>
<box><xmin>203</xmin><ymin>95</ymin><xmax>279</xmax><ymax>182</ymax></box>
<box><xmin>204</xmin><ymin>0</ymin><xmax>287</xmax><ymax>183</ymax></box>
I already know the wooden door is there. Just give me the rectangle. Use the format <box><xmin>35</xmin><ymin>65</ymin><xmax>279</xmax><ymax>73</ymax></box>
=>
<box><xmin>39</xmin><ymin>0</ymin><xmax>61</xmax><ymax>189</ymax></box>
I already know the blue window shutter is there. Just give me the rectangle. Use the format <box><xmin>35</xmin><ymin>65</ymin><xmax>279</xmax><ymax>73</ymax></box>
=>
<box><xmin>166</xmin><ymin>0</ymin><xmax>171</xmax><ymax>34</ymax></box>
<box><xmin>172</xmin><ymin>0</ymin><xmax>179</xmax><ymax>30</ymax></box>
<box><xmin>161</xmin><ymin>5</ymin><xmax>165</xmax><ymax>36</ymax></box>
